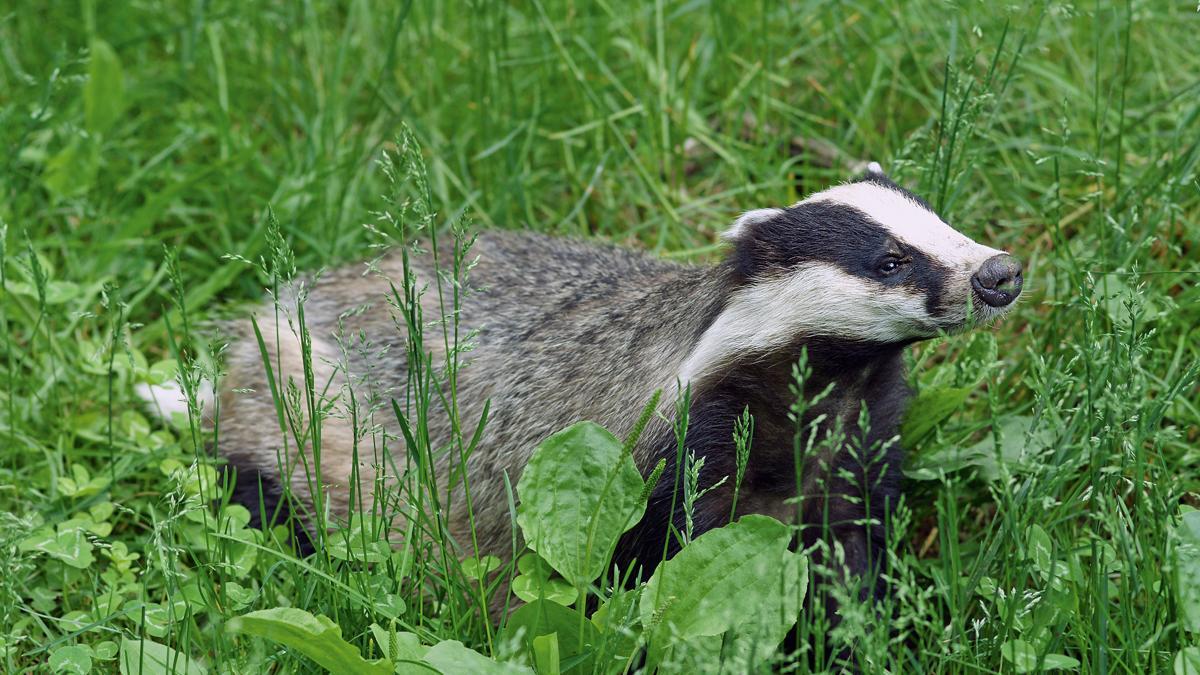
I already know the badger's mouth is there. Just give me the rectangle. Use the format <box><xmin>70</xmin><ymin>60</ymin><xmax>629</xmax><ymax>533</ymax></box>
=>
<box><xmin>934</xmin><ymin>257</ymin><xmax>1024</xmax><ymax>334</ymax></box>
<box><xmin>964</xmin><ymin>293</ymin><xmax>1019</xmax><ymax>327</ymax></box>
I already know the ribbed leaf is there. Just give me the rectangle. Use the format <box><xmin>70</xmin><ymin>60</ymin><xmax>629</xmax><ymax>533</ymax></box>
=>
<box><xmin>639</xmin><ymin>515</ymin><xmax>803</xmax><ymax>666</ymax></box>
<box><xmin>516</xmin><ymin>421</ymin><xmax>645</xmax><ymax>587</ymax></box>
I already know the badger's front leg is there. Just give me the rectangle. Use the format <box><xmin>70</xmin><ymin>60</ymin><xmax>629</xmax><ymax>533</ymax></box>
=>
<box><xmin>802</xmin><ymin>435</ymin><xmax>902</xmax><ymax>609</ymax></box>
<box><xmin>613</xmin><ymin>420</ymin><xmax>739</xmax><ymax>581</ymax></box>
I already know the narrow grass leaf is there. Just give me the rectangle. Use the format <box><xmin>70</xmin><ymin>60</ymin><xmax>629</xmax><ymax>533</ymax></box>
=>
<box><xmin>900</xmin><ymin>384</ymin><xmax>973</xmax><ymax>447</ymax></box>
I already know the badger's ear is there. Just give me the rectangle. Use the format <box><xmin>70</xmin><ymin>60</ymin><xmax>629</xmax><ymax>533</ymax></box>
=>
<box><xmin>865</xmin><ymin>161</ymin><xmax>886</xmax><ymax>177</ymax></box>
<box><xmin>722</xmin><ymin>208</ymin><xmax>784</xmax><ymax>242</ymax></box>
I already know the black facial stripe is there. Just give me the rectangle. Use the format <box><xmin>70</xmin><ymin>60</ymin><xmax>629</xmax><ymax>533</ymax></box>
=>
<box><xmin>902</xmin><ymin>247</ymin><xmax>950</xmax><ymax>317</ymax></box>
<box><xmin>732</xmin><ymin>202</ymin><xmax>891</xmax><ymax>278</ymax></box>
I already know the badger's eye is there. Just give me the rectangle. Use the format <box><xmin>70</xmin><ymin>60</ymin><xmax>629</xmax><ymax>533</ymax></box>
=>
<box><xmin>878</xmin><ymin>257</ymin><xmax>907</xmax><ymax>275</ymax></box>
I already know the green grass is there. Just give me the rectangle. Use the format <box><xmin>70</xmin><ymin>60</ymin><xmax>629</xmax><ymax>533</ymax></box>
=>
<box><xmin>2</xmin><ymin>0</ymin><xmax>1199</xmax><ymax>672</ymax></box>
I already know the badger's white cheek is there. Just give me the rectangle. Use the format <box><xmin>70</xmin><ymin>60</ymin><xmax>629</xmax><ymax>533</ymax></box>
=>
<box><xmin>677</xmin><ymin>265</ymin><xmax>930</xmax><ymax>386</ymax></box>
<box><xmin>882</xmin><ymin>290</ymin><xmax>938</xmax><ymax>336</ymax></box>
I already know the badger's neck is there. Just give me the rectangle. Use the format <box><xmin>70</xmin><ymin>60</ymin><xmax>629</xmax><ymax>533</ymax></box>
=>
<box><xmin>618</xmin><ymin>263</ymin><xmax>911</xmax><ymax>571</ymax></box>
<box><xmin>611</xmin><ymin>258</ymin><xmax>910</xmax><ymax>444</ymax></box>
<box><xmin>672</xmin><ymin>261</ymin><xmax>907</xmax><ymax>390</ymax></box>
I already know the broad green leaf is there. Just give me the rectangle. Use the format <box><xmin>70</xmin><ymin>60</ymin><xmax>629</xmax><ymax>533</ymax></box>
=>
<box><xmin>999</xmin><ymin>640</ymin><xmax>1077</xmax><ymax>672</ymax></box>
<box><xmin>724</xmin><ymin>549</ymin><xmax>808</xmax><ymax>663</ymax></box>
<box><xmin>368</xmin><ymin>624</ymin><xmax>427</xmax><ymax>663</ymax></box>
<box><xmin>18</xmin><ymin>529</ymin><xmax>56</xmax><ymax>553</ymax></box>
<box><xmin>511</xmin><ymin>573</ymin><xmax>578</xmax><ymax>606</ymax></box>
<box><xmin>661</xmin><ymin>549</ymin><xmax>808</xmax><ymax>671</ymax></box>
<box><xmin>1000</xmin><ymin>639</ymin><xmax>1039</xmax><ymax>673</ymax></box>
<box><xmin>327</xmin><ymin>513</ymin><xmax>392</xmax><ymax>564</ymax></box>
<box><xmin>1028</xmin><ymin>524</ymin><xmax>1053</xmax><ymax>574</ymax></box>
<box><xmin>43</xmin><ymin>137</ymin><xmax>100</xmax><ymax>199</ymax></box>
<box><xmin>1176</xmin><ymin>647</ymin><xmax>1200</xmax><ymax>675</ymax></box>
<box><xmin>639</xmin><ymin>515</ymin><xmax>799</xmax><ymax>665</ymax></box>
<box><xmin>531</xmin><ymin>634</ymin><xmax>560</xmax><ymax>675</ymax></box>
<box><xmin>1174</xmin><ymin>510</ymin><xmax>1200</xmax><ymax>632</ymax></box>
<box><xmin>900</xmin><ymin>385</ymin><xmax>972</xmax><ymax>447</ymax></box>
<box><xmin>90</xmin><ymin>501</ymin><xmax>115</xmax><ymax>522</ymax></box>
<box><xmin>517</xmin><ymin>552</ymin><xmax>552</xmax><ymax>579</ymax></box>
<box><xmin>502</xmin><ymin>600</ymin><xmax>598</xmax><ymax>673</ymax></box>
<box><xmin>517</xmin><ymin>422</ymin><xmax>645</xmax><ymax>588</ymax></box>
<box><xmin>589</xmin><ymin>589</ymin><xmax>641</xmax><ymax>670</ymax></box>
<box><xmin>119</xmin><ymin>637</ymin><xmax>207</xmax><ymax>675</ymax></box>
<box><xmin>422</xmin><ymin>640</ymin><xmax>532</xmax><ymax>675</ymax></box>
<box><xmin>327</xmin><ymin>535</ymin><xmax>392</xmax><ymax>564</ymax></box>
<box><xmin>147</xmin><ymin>359</ymin><xmax>179</xmax><ymax>386</ymax></box>
<box><xmin>49</xmin><ymin>644</ymin><xmax>92</xmax><ymax>674</ymax></box>
<box><xmin>227</xmin><ymin>608</ymin><xmax>392</xmax><ymax>675</ymax></box>
<box><xmin>85</xmin><ymin>39</ymin><xmax>126</xmax><ymax>134</ymax></box>
<box><xmin>93</xmin><ymin>640</ymin><xmax>118</xmax><ymax>660</ymax></box>
<box><xmin>2</xmin><ymin>279</ymin><xmax>82</xmax><ymax>304</ymax></box>
<box><xmin>462</xmin><ymin>555</ymin><xmax>502</xmax><ymax>580</ymax></box>
<box><xmin>1099</xmin><ymin>275</ymin><xmax>1160</xmax><ymax>328</ymax></box>
<box><xmin>142</xmin><ymin>600</ymin><xmax>189</xmax><ymax>638</ymax></box>
<box><xmin>19</xmin><ymin>527</ymin><xmax>95</xmax><ymax>569</ymax></box>
<box><xmin>223</xmin><ymin>582</ymin><xmax>254</xmax><ymax>610</ymax></box>
<box><xmin>1041</xmin><ymin>653</ymin><xmax>1082</xmax><ymax>670</ymax></box>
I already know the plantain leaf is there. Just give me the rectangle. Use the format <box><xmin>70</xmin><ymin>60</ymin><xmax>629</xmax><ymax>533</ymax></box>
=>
<box><xmin>42</xmin><ymin>137</ymin><xmax>100</xmax><ymax>199</ymax></box>
<box><xmin>421</xmin><ymin>640</ymin><xmax>532</xmax><ymax>675</ymax></box>
<box><xmin>119</xmin><ymin>637</ymin><xmax>206</xmax><ymax>675</ymax></box>
<box><xmin>639</xmin><ymin>515</ymin><xmax>802</xmax><ymax>667</ymax></box>
<box><xmin>85</xmin><ymin>39</ymin><xmax>126</xmax><ymax>134</ymax></box>
<box><xmin>1174</xmin><ymin>510</ymin><xmax>1200</xmax><ymax>633</ymax></box>
<box><xmin>227</xmin><ymin>608</ymin><xmax>392</xmax><ymax>675</ymax></box>
<box><xmin>502</xmin><ymin>600</ymin><xmax>598</xmax><ymax>674</ymax></box>
<box><xmin>516</xmin><ymin>421</ymin><xmax>646</xmax><ymax>588</ymax></box>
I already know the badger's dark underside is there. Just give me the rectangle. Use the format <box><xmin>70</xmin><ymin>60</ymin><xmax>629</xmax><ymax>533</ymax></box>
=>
<box><xmin>615</xmin><ymin>340</ymin><xmax>907</xmax><ymax>603</ymax></box>
<box><xmin>225</xmin><ymin>462</ymin><xmax>317</xmax><ymax>556</ymax></box>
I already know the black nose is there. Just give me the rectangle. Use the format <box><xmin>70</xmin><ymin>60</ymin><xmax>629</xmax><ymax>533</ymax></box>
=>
<box><xmin>971</xmin><ymin>254</ymin><xmax>1023</xmax><ymax>308</ymax></box>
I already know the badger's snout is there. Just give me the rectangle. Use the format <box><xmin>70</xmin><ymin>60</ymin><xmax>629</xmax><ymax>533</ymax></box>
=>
<box><xmin>971</xmin><ymin>254</ymin><xmax>1023</xmax><ymax>308</ymax></box>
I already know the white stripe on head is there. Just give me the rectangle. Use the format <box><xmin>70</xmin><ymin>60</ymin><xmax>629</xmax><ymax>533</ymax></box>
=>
<box><xmin>804</xmin><ymin>181</ymin><xmax>1002</xmax><ymax>270</ymax></box>
<box><xmin>678</xmin><ymin>262</ymin><xmax>931</xmax><ymax>387</ymax></box>
<box><xmin>723</xmin><ymin>208</ymin><xmax>784</xmax><ymax>241</ymax></box>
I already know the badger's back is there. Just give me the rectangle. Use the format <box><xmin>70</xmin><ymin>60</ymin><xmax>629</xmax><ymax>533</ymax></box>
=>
<box><xmin>217</xmin><ymin>230</ymin><xmax>725</xmax><ymax>554</ymax></box>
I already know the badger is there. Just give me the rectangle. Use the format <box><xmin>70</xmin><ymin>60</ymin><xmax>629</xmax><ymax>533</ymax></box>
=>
<box><xmin>141</xmin><ymin>164</ymin><xmax>1022</xmax><ymax>616</ymax></box>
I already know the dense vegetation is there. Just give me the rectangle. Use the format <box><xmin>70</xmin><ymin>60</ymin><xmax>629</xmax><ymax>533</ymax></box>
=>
<box><xmin>1</xmin><ymin>1</ymin><xmax>1198</xmax><ymax>672</ymax></box>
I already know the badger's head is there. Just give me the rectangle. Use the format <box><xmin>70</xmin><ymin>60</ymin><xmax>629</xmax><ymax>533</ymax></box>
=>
<box><xmin>680</xmin><ymin>164</ymin><xmax>1022</xmax><ymax>384</ymax></box>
